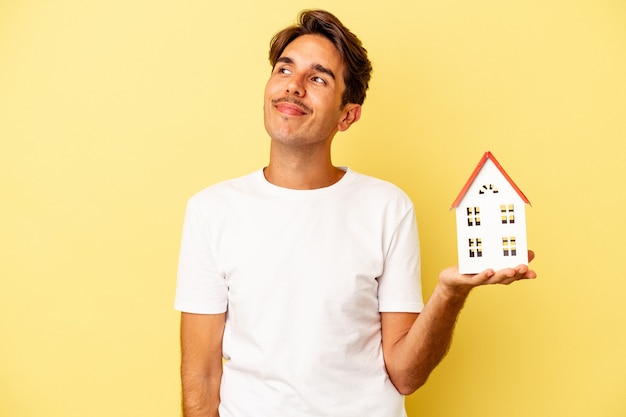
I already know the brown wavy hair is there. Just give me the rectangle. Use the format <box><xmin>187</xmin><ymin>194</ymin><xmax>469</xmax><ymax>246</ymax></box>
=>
<box><xmin>268</xmin><ymin>9</ymin><xmax>373</xmax><ymax>107</ymax></box>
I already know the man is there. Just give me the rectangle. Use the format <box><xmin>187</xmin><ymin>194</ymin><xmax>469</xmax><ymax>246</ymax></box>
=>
<box><xmin>175</xmin><ymin>9</ymin><xmax>536</xmax><ymax>417</ymax></box>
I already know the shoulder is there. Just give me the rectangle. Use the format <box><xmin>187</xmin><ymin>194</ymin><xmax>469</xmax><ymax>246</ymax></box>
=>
<box><xmin>351</xmin><ymin>171</ymin><xmax>406</xmax><ymax>192</ymax></box>
<box><xmin>346</xmin><ymin>169</ymin><xmax>414</xmax><ymax>209</ymax></box>
<box><xmin>182</xmin><ymin>171</ymin><xmax>265</xmax><ymax>224</ymax></box>
<box><xmin>187</xmin><ymin>170</ymin><xmax>262</xmax><ymax>206</ymax></box>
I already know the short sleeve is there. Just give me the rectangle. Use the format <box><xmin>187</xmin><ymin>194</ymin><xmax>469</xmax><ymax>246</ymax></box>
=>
<box><xmin>377</xmin><ymin>206</ymin><xmax>424</xmax><ymax>313</ymax></box>
<box><xmin>174</xmin><ymin>196</ymin><xmax>228</xmax><ymax>314</ymax></box>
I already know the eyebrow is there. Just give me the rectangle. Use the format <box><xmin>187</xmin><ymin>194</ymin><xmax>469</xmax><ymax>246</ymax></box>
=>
<box><xmin>312</xmin><ymin>63</ymin><xmax>335</xmax><ymax>80</ymax></box>
<box><xmin>275</xmin><ymin>57</ymin><xmax>336</xmax><ymax>80</ymax></box>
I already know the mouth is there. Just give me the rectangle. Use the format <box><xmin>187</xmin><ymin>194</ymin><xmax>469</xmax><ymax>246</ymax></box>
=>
<box><xmin>272</xmin><ymin>98</ymin><xmax>312</xmax><ymax>116</ymax></box>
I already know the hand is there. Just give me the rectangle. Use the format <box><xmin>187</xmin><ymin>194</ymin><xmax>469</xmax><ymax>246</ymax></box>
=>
<box><xmin>438</xmin><ymin>250</ymin><xmax>537</xmax><ymax>299</ymax></box>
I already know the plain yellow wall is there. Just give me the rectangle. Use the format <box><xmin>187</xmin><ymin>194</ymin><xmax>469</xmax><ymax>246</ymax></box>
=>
<box><xmin>1</xmin><ymin>1</ymin><xmax>625</xmax><ymax>416</ymax></box>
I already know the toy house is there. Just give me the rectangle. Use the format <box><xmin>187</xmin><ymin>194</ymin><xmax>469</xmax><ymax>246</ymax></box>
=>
<box><xmin>451</xmin><ymin>151</ymin><xmax>531</xmax><ymax>274</ymax></box>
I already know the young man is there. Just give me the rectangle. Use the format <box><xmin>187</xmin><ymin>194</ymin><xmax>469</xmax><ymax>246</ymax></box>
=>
<box><xmin>175</xmin><ymin>9</ymin><xmax>536</xmax><ymax>417</ymax></box>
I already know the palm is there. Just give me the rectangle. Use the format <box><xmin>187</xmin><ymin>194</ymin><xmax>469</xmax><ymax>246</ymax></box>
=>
<box><xmin>439</xmin><ymin>250</ymin><xmax>537</xmax><ymax>293</ymax></box>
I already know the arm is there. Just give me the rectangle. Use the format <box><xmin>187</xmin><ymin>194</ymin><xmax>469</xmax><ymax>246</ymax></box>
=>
<box><xmin>180</xmin><ymin>312</ymin><xmax>226</xmax><ymax>417</ymax></box>
<box><xmin>381</xmin><ymin>251</ymin><xmax>537</xmax><ymax>395</ymax></box>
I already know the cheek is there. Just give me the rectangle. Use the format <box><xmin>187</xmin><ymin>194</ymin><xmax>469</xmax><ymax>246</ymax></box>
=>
<box><xmin>263</xmin><ymin>84</ymin><xmax>272</xmax><ymax>100</ymax></box>
<box><xmin>264</xmin><ymin>76</ymin><xmax>284</xmax><ymax>95</ymax></box>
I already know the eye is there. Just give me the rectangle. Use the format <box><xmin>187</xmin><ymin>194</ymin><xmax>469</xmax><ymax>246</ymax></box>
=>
<box><xmin>277</xmin><ymin>67</ymin><xmax>291</xmax><ymax>75</ymax></box>
<box><xmin>311</xmin><ymin>76</ymin><xmax>326</xmax><ymax>85</ymax></box>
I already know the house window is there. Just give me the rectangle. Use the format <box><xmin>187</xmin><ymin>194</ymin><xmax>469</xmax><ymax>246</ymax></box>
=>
<box><xmin>500</xmin><ymin>204</ymin><xmax>515</xmax><ymax>224</ymax></box>
<box><xmin>466</xmin><ymin>207</ymin><xmax>481</xmax><ymax>226</ymax></box>
<box><xmin>479</xmin><ymin>184</ymin><xmax>499</xmax><ymax>195</ymax></box>
<box><xmin>469</xmin><ymin>238</ymin><xmax>483</xmax><ymax>258</ymax></box>
<box><xmin>502</xmin><ymin>236</ymin><xmax>517</xmax><ymax>256</ymax></box>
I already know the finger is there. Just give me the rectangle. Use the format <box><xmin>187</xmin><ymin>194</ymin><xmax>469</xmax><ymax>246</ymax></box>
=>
<box><xmin>490</xmin><ymin>267</ymin><xmax>519</xmax><ymax>284</ymax></box>
<box><xmin>528</xmin><ymin>250</ymin><xmax>536</xmax><ymax>263</ymax></box>
<box><xmin>471</xmin><ymin>268</ymin><xmax>495</xmax><ymax>284</ymax></box>
<box><xmin>502</xmin><ymin>268</ymin><xmax>536</xmax><ymax>283</ymax></box>
<box><xmin>524</xmin><ymin>269</ymin><xmax>538</xmax><ymax>279</ymax></box>
<box><xmin>513</xmin><ymin>263</ymin><xmax>537</xmax><ymax>279</ymax></box>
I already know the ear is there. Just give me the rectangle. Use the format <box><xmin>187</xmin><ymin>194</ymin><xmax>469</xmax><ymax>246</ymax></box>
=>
<box><xmin>337</xmin><ymin>104</ymin><xmax>362</xmax><ymax>132</ymax></box>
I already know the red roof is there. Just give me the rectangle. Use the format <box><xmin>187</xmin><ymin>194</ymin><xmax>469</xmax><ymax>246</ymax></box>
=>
<box><xmin>450</xmin><ymin>151</ymin><xmax>530</xmax><ymax>209</ymax></box>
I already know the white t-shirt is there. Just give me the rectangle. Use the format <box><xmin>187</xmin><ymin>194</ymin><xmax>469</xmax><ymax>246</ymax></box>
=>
<box><xmin>175</xmin><ymin>168</ymin><xmax>424</xmax><ymax>417</ymax></box>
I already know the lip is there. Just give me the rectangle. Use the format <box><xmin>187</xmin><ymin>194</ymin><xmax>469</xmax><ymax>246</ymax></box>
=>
<box><xmin>273</xmin><ymin>99</ymin><xmax>311</xmax><ymax>116</ymax></box>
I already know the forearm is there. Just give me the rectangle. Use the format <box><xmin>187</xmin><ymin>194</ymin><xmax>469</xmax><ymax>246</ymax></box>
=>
<box><xmin>181</xmin><ymin>368</ymin><xmax>222</xmax><ymax>417</ymax></box>
<box><xmin>383</xmin><ymin>257</ymin><xmax>536</xmax><ymax>395</ymax></box>
<box><xmin>386</xmin><ymin>284</ymin><xmax>470</xmax><ymax>394</ymax></box>
<box><xmin>180</xmin><ymin>312</ymin><xmax>226</xmax><ymax>417</ymax></box>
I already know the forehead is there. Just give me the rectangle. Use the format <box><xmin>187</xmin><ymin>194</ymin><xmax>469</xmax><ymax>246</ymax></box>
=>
<box><xmin>280</xmin><ymin>34</ymin><xmax>345</xmax><ymax>72</ymax></box>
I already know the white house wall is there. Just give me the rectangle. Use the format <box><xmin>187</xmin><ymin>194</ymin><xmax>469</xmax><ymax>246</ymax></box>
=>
<box><xmin>455</xmin><ymin>159</ymin><xmax>528</xmax><ymax>274</ymax></box>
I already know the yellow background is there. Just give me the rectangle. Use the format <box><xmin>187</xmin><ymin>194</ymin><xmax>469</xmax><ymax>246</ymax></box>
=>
<box><xmin>1</xmin><ymin>0</ymin><xmax>625</xmax><ymax>416</ymax></box>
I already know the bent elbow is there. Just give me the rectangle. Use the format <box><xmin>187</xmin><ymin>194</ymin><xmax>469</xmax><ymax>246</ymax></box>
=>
<box><xmin>391</xmin><ymin>375</ymin><xmax>428</xmax><ymax>396</ymax></box>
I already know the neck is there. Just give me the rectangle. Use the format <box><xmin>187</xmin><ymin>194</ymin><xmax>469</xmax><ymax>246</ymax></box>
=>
<box><xmin>264</xmin><ymin>137</ymin><xmax>346</xmax><ymax>189</ymax></box>
<box><xmin>264</xmin><ymin>157</ymin><xmax>345</xmax><ymax>190</ymax></box>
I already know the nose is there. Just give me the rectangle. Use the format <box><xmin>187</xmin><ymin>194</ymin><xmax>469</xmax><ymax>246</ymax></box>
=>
<box><xmin>286</xmin><ymin>76</ymin><xmax>305</xmax><ymax>97</ymax></box>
